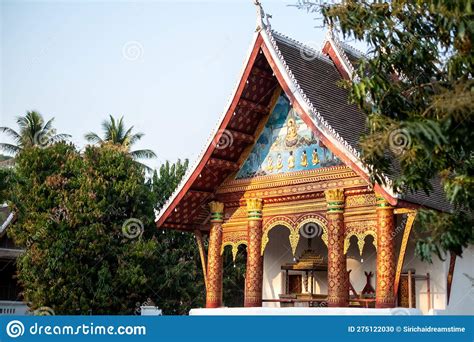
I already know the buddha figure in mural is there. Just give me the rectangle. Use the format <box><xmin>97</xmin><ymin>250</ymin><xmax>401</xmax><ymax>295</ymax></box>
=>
<box><xmin>276</xmin><ymin>153</ymin><xmax>283</xmax><ymax>170</ymax></box>
<box><xmin>266</xmin><ymin>156</ymin><xmax>274</xmax><ymax>172</ymax></box>
<box><xmin>300</xmin><ymin>150</ymin><xmax>308</xmax><ymax>167</ymax></box>
<box><xmin>312</xmin><ymin>148</ymin><xmax>320</xmax><ymax>165</ymax></box>
<box><xmin>285</xmin><ymin>117</ymin><xmax>299</xmax><ymax>147</ymax></box>
<box><xmin>288</xmin><ymin>151</ymin><xmax>295</xmax><ymax>169</ymax></box>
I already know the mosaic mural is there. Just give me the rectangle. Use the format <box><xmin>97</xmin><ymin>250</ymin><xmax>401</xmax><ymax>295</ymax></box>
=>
<box><xmin>236</xmin><ymin>92</ymin><xmax>342</xmax><ymax>179</ymax></box>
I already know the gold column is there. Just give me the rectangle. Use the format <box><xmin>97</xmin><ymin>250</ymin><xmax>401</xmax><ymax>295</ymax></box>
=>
<box><xmin>324</xmin><ymin>188</ymin><xmax>348</xmax><ymax>307</ymax></box>
<box><xmin>244</xmin><ymin>198</ymin><xmax>264</xmax><ymax>307</ymax></box>
<box><xmin>206</xmin><ymin>201</ymin><xmax>224</xmax><ymax>308</ymax></box>
<box><xmin>375</xmin><ymin>195</ymin><xmax>396</xmax><ymax>308</ymax></box>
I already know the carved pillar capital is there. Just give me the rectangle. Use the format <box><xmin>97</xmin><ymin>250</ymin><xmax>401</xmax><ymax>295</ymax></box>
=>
<box><xmin>246</xmin><ymin>198</ymin><xmax>263</xmax><ymax>221</ymax></box>
<box><xmin>375</xmin><ymin>193</ymin><xmax>393</xmax><ymax>210</ymax></box>
<box><xmin>209</xmin><ymin>201</ymin><xmax>224</xmax><ymax>222</ymax></box>
<box><xmin>324</xmin><ymin>188</ymin><xmax>345</xmax><ymax>213</ymax></box>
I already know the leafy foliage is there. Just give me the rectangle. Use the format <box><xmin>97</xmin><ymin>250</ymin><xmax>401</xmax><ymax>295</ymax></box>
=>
<box><xmin>85</xmin><ymin>115</ymin><xmax>156</xmax><ymax>172</ymax></box>
<box><xmin>8</xmin><ymin>143</ymin><xmax>162</xmax><ymax>314</ymax></box>
<box><xmin>298</xmin><ymin>0</ymin><xmax>473</xmax><ymax>261</ymax></box>
<box><xmin>0</xmin><ymin>111</ymin><xmax>70</xmax><ymax>155</ymax></box>
<box><xmin>151</xmin><ymin>159</ymin><xmax>189</xmax><ymax>211</ymax></box>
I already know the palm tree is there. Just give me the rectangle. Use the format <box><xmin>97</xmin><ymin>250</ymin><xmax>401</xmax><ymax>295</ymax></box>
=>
<box><xmin>85</xmin><ymin>115</ymin><xmax>156</xmax><ymax>170</ymax></box>
<box><xmin>0</xmin><ymin>111</ymin><xmax>71</xmax><ymax>155</ymax></box>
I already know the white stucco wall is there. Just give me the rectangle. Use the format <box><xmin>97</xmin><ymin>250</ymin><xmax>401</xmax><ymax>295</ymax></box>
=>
<box><xmin>445</xmin><ymin>245</ymin><xmax>474</xmax><ymax>314</ymax></box>
<box><xmin>261</xmin><ymin>224</ymin><xmax>473</xmax><ymax>314</ymax></box>
<box><xmin>262</xmin><ymin>225</ymin><xmax>378</xmax><ymax>307</ymax></box>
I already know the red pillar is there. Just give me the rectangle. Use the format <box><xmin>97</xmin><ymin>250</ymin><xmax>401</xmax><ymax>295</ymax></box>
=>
<box><xmin>324</xmin><ymin>189</ymin><xmax>348</xmax><ymax>307</ymax></box>
<box><xmin>206</xmin><ymin>201</ymin><xmax>224</xmax><ymax>308</ymax></box>
<box><xmin>244</xmin><ymin>198</ymin><xmax>264</xmax><ymax>307</ymax></box>
<box><xmin>375</xmin><ymin>195</ymin><xmax>396</xmax><ymax>308</ymax></box>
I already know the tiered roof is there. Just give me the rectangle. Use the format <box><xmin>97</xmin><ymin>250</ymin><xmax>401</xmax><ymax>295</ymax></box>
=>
<box><xmin>155</xmin><ymin>12</ymin><xmax>449</xmax><ymax>231</ymax></box>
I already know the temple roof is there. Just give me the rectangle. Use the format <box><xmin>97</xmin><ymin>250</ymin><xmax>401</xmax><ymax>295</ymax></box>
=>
<box><xmin>155</xmin><ymin>21</ymin><xmax>450</xmax><ymax>230</ymax></box>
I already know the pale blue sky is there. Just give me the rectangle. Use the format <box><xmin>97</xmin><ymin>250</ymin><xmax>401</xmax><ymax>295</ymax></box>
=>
<box><xmin>1</xmin><ymin>0</ymin><xmax>365</xmax><ymax>170</ymax></box>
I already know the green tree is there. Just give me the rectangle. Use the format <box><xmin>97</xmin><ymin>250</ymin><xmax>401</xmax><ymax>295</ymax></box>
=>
<box><xmin>85</xmin><ymin>115</ymin><xmax>156</xmax><ymax>171</ymax></box>
<box><xmin>300</xmin><ymin>0</ymin><xmax>473</xmax><ymax>261</ymax></box>
<box><xmin>150</xmin><ymin>158</ymin><xmax>206</xmax><ymax>313</ymax></box>
<box><xmin>152</xmin><ymin>159</ymin><xmax>189</xmax><ymax>210</ymax></box>
<box><xmin>0</xmin><ymin>111</ymin><xmax>70</xmax><ymax>155</ymax></box>
<box><xmin>8</xmin><ymin>142</ymin><xmax>161</xmax><ymax>314</ymax></box>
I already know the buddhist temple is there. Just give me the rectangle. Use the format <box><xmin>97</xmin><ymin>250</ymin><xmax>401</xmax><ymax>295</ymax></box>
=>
<box><xmin>155</xmin><ymin>3</ymin><xmax>473</xmax><ymax>314</ymax></box>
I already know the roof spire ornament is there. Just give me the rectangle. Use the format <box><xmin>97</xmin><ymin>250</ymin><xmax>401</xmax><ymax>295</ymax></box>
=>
<box><xmin>254</xmin><ymin>0</ymin><xmax>272</xmax><ymax>32</ymax></box>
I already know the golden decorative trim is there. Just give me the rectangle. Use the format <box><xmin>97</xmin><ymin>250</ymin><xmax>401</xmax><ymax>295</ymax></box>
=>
<box><xmin>260</xmin><ymin>214</ymin><xmax>329</xmax><ymax>256</ymax></box>
<box><xmin>263</xmin><ymin>202</ymin><xmax>326</xmax><ymax>216</ymax></box>
<box><xmin>289</xmin><ymin>230</ymin><xmax>300</xmax><ymax>256</ymax></box>
<box><xmin>394</xmin><ymin>208</ymin><xmax>416</xmax><ymax>215</ymax></box>
<box><xmin>239</xmin><ymin>178</ymin><xmax>366</xmax><ymax>200</ymax></box>
<box><xmin>246</xmin><ymin>198</ymin><xmax>263</xmax><ymax>211</ymax></box>
<box><xmin>295</xmin><ymin>215</ymin><xmax>329</xmax><ymax>249</ymax></box>
<box><xmin>394</xmin><ymin>211</ymin><xmax>417</xmax><ymax>296</ymax></box>
<box><xmin>194</xmin><ymin>230</ymin><xmax>208</xmax><ymax>290</ymax></box>
<box><xmin>222</xmin><ymin>241</ymin><xmax>248</xmax><ymax>261</ymax></box>
<box><xmin>209</xmin><ymin>201</ymin><xmax>224</xmax><ymax>213</ymax></box>
<box><xmin>345</xmin><ymin>194</ymin><xmax>377</xmax><ymax>207</ymax></box>
<box><xmin>344</xmin><ymin>209</ymin><xmax>376</xmax><ymax>217</ymax></box>
<box><xmin>261</xmin><ymin>217</ymin><xmax>294</xmax><ymax>255</ymax></box>
<box><xmin>344</xmin><ymin>230</ymin><xmax>377</xmax><ymax>255</ymax></box>
<box><xmin>345</xmin><ymin>220</ymin><xmax>377</xmax><ymax>233</ymax></box>
<box><xmin>217</xmin><ymin>166</ymin><xmax>359</xmax><ymax>194</ymax></box>
<box><xmin>324</xmin><ymin>188</ymin><xmax>345</xmax><ymax>202</ymax></box>
<box><xmin>222</xmin><ymin>221</ymin><xmax>247</xmax><ymax>230</ymax></box>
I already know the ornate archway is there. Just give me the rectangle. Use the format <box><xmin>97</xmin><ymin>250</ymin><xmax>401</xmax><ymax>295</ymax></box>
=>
<box><xmin>261</xmin><ymin>214</ymin><xmax>329</xmax><ymax>256</ymax></box>
<box><xmin>295</xmin><ymin>214</ymin><xmax>329</xmax><ymax>249</ymax></box>
<box><xmin>343</xmin><ymin>230</ymin><xmax>377</xmax><ymax>255</ymax></box>
<box><xmin>261</xmin><ymin>216</ymin><xmax>295</xmax><ymax>255</ymax></box>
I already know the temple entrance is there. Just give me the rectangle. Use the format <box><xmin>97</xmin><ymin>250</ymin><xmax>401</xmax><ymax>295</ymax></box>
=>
<box><xmin>262</xmin><ymin>222</ymin><xmax>328</xmax><ymax>307</ymax></box>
